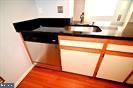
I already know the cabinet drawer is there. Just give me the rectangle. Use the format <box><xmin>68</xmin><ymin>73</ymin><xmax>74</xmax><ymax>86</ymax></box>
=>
<box><xmin>107</xmin><ymin>44</ymin><xmax>133</xmax><ymax>53</ymax></box>
<box><xmin>59</xmin><ymin>40</ymin><xmax>103</xmax><ymax>49</ymax></box>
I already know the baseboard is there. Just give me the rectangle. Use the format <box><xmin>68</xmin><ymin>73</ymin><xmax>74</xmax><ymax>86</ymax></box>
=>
<box><xmin>15</xmin><ymin>63</ymin><xmax>35</xmax><ymax>87</ymax></box>
<box><xmin>35</xmin><ymin>63</ymin><xmax>61</xmax><ymax>71</ymax></box>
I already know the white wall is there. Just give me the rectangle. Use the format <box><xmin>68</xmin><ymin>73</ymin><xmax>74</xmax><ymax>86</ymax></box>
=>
<box><xmin>84</xmin><ymin>0</ymin><xmax>118</xmax><ymax>22</ymax></box>
<box><xmin>35</xmin><ymin>0</ymin><xmax>74</xmax><ymax>18</ymax></box>
<box><xmin>84</xmin><ymin>0</ymin><xmax>131</xmax><ymax>26</ymax></box>
<box><xmin>0</xmin><ymin>0</ymin><xmax>37</xmax><ymax>87</ymax></box>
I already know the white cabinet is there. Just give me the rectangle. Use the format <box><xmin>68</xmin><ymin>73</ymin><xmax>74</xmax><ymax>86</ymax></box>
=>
<box><xmin>126</xmin><ymin>74</ymin><xmax>133</xmax><ymax>84</ymax></box>
<box><xmin>60</xmin><ymin>49</ymin><xmax>100</xmax><ymax>76</ymax></box>
<box><xmin>59</xmin><ymin>36</ymin><xmax>133</xmax><ymax>83</ymax></box>
<box><xmin>60</xmin><ymin>40</ymin><xmax>103</xmax><ymax>49</ymax></box>
<box><xmin>97</xmin><ymin>55</ymin><xmax>133</xmax><ymax>82</ymax></box>
<box><xmin>59</xmin><ymin>35</ymin><xmax>104</xmax><ymax>76</ymax></box>
<box><xmin>107</xmin><ymin>44</ymin><xmax>133</xmax><ymax>53</ymax></box>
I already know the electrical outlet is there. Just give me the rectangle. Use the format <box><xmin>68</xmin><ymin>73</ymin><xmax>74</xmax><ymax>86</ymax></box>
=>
<box><xmin>117</xmin><ymin>15</ymin><xmax>122</xmax><ymax>21</ymax></box>
<box><xmin>57</xmin><ymin>6</ymin><xmax>63</xmax><ymax>13</ymax></box>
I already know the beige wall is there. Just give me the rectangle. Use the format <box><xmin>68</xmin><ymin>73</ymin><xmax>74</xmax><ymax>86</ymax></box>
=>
<box><xmin>73</xmin><ymin>0</ymin><xmax>85</xmax><ymax>21</ymax></box>
<box><xmin>0</xmin><ymin>0</ymin><xmax>37</xmax><ymax>87</ymax></box>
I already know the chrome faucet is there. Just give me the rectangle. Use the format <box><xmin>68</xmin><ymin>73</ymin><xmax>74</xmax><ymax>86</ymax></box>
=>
<box><xmin>92</xmin><ymin>22</ymin><xmax>95</xmax><ymax>25</ymax></box>
<box><xmin>80</xmin><ymin>12</ymin><xmax>84</xmax><ymax>23</ymax></box>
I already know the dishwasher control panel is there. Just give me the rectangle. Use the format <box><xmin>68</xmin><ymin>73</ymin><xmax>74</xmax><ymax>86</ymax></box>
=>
<box><xmin>21</xmin><ymin>31</ymin><xmax>58</xmax><ymax>44</ymax></box>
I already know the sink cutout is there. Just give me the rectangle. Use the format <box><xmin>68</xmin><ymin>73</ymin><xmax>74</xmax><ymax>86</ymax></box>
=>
<box><xmin>69</xmin><ymin>26</ymin><xmax>102</xmax><ymax>32</ymax></box>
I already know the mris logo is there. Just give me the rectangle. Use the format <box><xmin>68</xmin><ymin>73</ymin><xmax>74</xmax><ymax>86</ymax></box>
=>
<box><xmin>0</xmin><ymin>83</ymin><xmax>14</xmax><ymax>88</ymax></box>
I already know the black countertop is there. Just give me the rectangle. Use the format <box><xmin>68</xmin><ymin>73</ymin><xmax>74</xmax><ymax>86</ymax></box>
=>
<box><xmin>22</xmin><ymin>26</ymin><xmax>133</xmax><ymax>41</ymax></box>
<box><xmin>13</xmin><ymin>18</ymin><xmax>133</xmax><ymax>41</ymax></box>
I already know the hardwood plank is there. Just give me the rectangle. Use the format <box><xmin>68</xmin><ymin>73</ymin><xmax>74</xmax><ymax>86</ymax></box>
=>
<box><xmin>17</xmin><ymin>67</ymin><xmax>132</xmax><ymax>88</ymax></box>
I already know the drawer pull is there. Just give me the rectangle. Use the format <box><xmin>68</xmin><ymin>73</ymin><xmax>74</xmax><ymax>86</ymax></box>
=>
<box><xmin>52</xmin><ymin>40</ymin><xmax>56</xmax><ymax>42</ymax></box>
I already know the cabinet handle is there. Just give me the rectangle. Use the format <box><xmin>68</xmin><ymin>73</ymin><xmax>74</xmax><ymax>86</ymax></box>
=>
<box><xmin>52</xmin><ymin>40</ymin><xmax>56</xmax><ymax>42</ymax></box>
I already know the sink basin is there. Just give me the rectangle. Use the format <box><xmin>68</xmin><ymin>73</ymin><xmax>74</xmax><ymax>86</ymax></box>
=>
<box><xmin>67</xmin><ymin>25</ymin><xmax>102</xmax><ymax>33</ymax></box>
<box><xmin>73</xmin><ymin>23</ymin><xmax>89</xmax><ymax>26</ymax></box>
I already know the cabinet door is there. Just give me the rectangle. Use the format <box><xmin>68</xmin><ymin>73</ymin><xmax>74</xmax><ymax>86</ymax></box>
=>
<box><xmin>60</xmin><ymin>49</ymin><xmax>100</xmax><ymax>76</ymax></box>
<box><xmin>97</xmin><ymin>55</ymin><xmax>133</xmax><ymax>82</ymax></box>
<box><xmin>126</xmin><ymin>74</ymin><xmax>133</xmax><ymax>84</ymax></box>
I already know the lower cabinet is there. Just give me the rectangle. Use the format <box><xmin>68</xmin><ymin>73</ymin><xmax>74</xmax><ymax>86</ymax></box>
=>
<box><xmin>60</xmin><ymin>49</ymin><xmax>100</xmax><ymax>76</ymax></box>
<box><xmin>59</xmin><ymin>35</ymin><xmax>133</xmax><ymax>84</ymax></box>
<box><xmin>126</xmin><ymin>74</ymin><xmax>133</xmax><ymax>84</ymax></box>
<box><xmin>96</xmin><ymin>54</ymin><xmax>133</xmax><ymax>82</ymax></box>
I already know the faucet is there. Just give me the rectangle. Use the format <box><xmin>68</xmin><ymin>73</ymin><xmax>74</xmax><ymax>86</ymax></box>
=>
<box><xmin>92</xmin><ymin>22</ymin><xmax>95</xmax><ymax>25</ymax></box>
<box><xmin>80</xmin><ymin>12</ymin><xmax>84</xmax><ymax>23</ymax></box>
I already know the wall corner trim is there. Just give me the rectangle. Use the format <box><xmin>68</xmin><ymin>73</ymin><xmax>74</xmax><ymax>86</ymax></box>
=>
<box><xmin>15</xmin><ymin>64</ymin><xmax>36</xmax><ymax>87</ymax></box>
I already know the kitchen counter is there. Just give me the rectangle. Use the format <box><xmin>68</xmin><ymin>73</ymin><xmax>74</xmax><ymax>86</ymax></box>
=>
<box><xmin>13</xmin><ymin>18</ymin><xmax>133</xmax><ymax>41</ymax></box>
<box><xmin>22</xmin><ymin>26</ymin><xmax>133</xmax><ymax>41</ymax></box>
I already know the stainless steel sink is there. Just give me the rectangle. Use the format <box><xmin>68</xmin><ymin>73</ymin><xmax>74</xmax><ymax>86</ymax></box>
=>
<box><xmin>74</xmin><ymin>23</ymin><xmax>89</xmax><ymax>26</ymax></box>
<box><xmin>68</xmin><ymin>25</ymin><xmax>102</xmax><ymax>33</ymax></box>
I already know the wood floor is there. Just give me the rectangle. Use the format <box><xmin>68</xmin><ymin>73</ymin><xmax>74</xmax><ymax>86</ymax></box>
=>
<box><xmin>17</xmin><ymin>67</ymin><xmax>132</xmax><ymax>88</ymax></box>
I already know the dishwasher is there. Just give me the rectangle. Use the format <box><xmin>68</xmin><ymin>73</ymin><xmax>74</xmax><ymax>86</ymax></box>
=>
<box><xmin>21</xmin><ymin>27</ymin><xmax>65</xmax><ymax>71</ymax></box>
<box><xmin>13</xmin><ymin>18</ymin><xmax>71</xmax><ymax>71</ymax></box>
